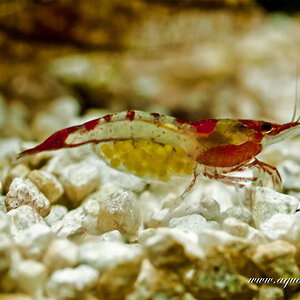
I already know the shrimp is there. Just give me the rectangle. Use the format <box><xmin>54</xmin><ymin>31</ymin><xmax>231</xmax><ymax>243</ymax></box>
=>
<box><xmin>17</xmin><ymin>110</ymin><xmax>300</xmax><ymax>198</ymax></box>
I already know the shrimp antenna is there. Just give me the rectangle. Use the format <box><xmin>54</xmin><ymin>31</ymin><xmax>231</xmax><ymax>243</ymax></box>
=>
<box><xmin>291</xmin><ymin>65</ymin><xmax>298</xmax><ymax>122</ymax></box>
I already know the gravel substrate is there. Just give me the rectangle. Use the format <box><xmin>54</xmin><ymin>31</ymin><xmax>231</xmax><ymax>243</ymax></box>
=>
<box><xmin>1</xmin><ymin>102</ymin><xmax>300</xmax><ymax>299</ymax></box>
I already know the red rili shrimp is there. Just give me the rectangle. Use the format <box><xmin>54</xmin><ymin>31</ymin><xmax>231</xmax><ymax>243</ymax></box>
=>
<box><xmin>17</xmin><ymin>110</ymin><xmax>300</xmax><ymax>197</ymax></box>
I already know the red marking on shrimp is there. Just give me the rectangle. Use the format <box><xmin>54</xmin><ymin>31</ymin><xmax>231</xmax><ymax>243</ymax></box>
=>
<box><xmin>175</xmin><ymin>118</ymin><xmax>189</xmax><ymax>124</ymax></box>
<box><xmin>84</xmin><ymin>119</ymin><xmax>99</xmax><ymax>131</ymax></box>
<box><xmin>175</xmin><ymin>118</ymin><xmax>217</xmax><ymax>136</ymax></box>
<box><xmin>17</xmin><ymin>126</ymin><xmax>79</xmax><ymax>158</ymax></box>
<box><xmin>103</xmin><ymin>114</ymin><xmax>111</xmax><ymax>122</ymax></box>
<box><xmin>151</xmin><ymin>113</ymin><xmax>160</xmax><ymax>118</ymax></box>
<box><xmin>126</xmin><ymin>110</ymin><xmax>135</xmax><ymax>121</ymax></box>
<box><xmin>191</xmin><ymin>120</ymin><xmax>217</xmax><ymax>135</ymax></box>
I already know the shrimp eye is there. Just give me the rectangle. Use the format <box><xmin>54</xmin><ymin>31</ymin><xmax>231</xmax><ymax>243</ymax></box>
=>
<box><xmin>261</xmin><ymin>122</ymin><xmax>272</xmax><ymax>132</ymax></box>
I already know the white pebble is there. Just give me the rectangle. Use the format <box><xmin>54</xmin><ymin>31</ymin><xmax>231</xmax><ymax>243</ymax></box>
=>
<box><xmin>98</xmin><ymin>230</ymin><xmax>124</xmax><ymax>243</ymax></box>
<box><xmin>5</xmin><ymin>177</ymin><xmax>51</xmax><ymax>217</ymax></box>
<box><xmin>260</xmin><ymin>212</ymin><xmax>300</xmax><ymax>242</ymax></box>
<box><xmin>223</xmin><ymin>217</ymin><xmax>267</xmax><ymax>244</ymax></box>
<box><xmin>59</xmin><ymin>160</ymin><xmax>100</xmax><ymax>204</ymax></box>
<box><xmin>0</xmin><ymin>137</ymin><xmax>22</xmax><ymax>160</ymax></box>
<box><xmin>44</xmin><ymin>205</ymin><xmax>68</xmax><ymax>226</ymax></box>
<box><xmin>0</xmin><ymin>233</ymin><xmax>12</xmax><ymax>272</ymax></box>
<box><xmin>0</xmin><ymin>211</ymin><xmax>9</xmax><ymax>233</ymax></box>
<box><xmin>169</xmin><ymin>214</ymin><xmax>219</xmax><ymax>235</ymax></box>
<box><xmin>147</xmin><ymin>208</ymin><xmax>170</xmax><ymax>228</ymax></box>
<box><xmin>27</xmin><ymin>170</ymin><xmax>63</xmax><ymax>203</ymax></box>
<box><xmin>3</xmin><ymin>164</ymin><xmax>30</xmax><ymax>192</ymax></box>
<box><xmin>43</xmin><ymin>239</ymin><xmax>79</xmax><ymax>271</ymax></box>
<box><xmin>16</xmin><ymin>260</ymin><xmax>46</xmax><ymax>296</ymax></box>
<box><xmin>198</xmin><ymin>229</ymin><xmax>248</xmax><ymax>253</ymax></box>
<box><xmin>167</xmin><ymin>196</ymin><xmax>220</xmax><ymax>222</ymax></box>
<box><xmin>46</xmin><ymin>265</ymin><xmax>99</xmax><ymax>300</ymax></box>
<box><xmin>79</xmin><ymin>241</ymin><xmax>143</xmax><ymax>271</ymax></box>
<box><xmin>52</xmin><ymin>200</ymin><xmax>99</xmax><ymax>238</ymax></box>
<box><xmin>278</xmin><ymin>160</ymin><xmax>300</xmax><ymax>191</ymax></box>
<box><xmin>7</xmin><ymin>205</ymin><xmax>45</xmax><ymax>238</ymax></box>
<box><xmin>0</xmin><ymin>196</ymin><xmax>6</xmax><ymax>213</ymax></box>
<box><xmin>143</xmin><ymin>228</ymin><xmax>203</xmax><ymax>267</ymax></box>
<box><xmin>223</xmin><ymin>217</ymin><xmax>249</xmax><ymax>237</ymax></box>
<box><xmin>14</xmin><ymin>223</ymin><xmax>54</xmax><ymax>260</ymax></box>
<box><xmin>252</xmin><ymin>187</ymin><xmax>299</xmax><ymax>226</ymax></box>
<box><xmin>98</xmin><ymin>160</ymin><xmax>146</xmax><ymax>192</ymax></box>
<box><xmin>220</xmin><ymin>206</ymin><xmax>253</xmax><ymax>224</ymax></box>
<box><xmin>97</xmin><ymin>191</ymin><xmax>141</xmax><ymax>237</ymax></box>
<box><xmin>137</xmin><ymin>228</ymin><xmax>156</xmax><ymax>244</ymax></box>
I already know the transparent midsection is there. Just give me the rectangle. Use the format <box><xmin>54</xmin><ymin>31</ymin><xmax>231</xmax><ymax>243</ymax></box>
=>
<box><xmin>93</xmin><ymin>139</ymin><xmax>196</xmax><ymax>181</ymax></box>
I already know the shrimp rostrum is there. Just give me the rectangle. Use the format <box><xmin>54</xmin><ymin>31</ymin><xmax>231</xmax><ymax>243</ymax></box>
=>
<box><xmin>18</xmin><ymin>110</ymin><xmax>300</xmax><ymax>197</ymax></box>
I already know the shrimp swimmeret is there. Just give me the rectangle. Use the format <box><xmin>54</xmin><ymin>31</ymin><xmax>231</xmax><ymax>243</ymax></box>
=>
<box><xmin>18</xmin><ymin>110</ymin><xmax>300</xmax><ymax>198</ymax></box>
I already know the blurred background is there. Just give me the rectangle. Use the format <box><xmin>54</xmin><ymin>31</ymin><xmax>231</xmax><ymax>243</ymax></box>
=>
<box><xmin>0</xmin><ymin>0</ymin><xmax>299</xmax><ymax>143</ymax></box>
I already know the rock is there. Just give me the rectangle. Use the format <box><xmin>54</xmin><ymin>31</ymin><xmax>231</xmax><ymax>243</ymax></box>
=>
<box><xmin>41</xmin><ymin>150</ymin><xmax>75</xmax><ymax>176</ymax></box>
<box><xmin>0</xmin><ymin>211</ymin><xmax>9</xmax><ymax>234</ymax></box>
<box><xmin>252</xmin><ymin>241</ymin><xmax>300</xmax><ymax>280</ymax></box>
<box><xmin>79</xmin><ymin>241</ymin><xmax>143</xmax><ymax>272</ymax></box>
<box><xmin>85</xmin><ymin>183</ymin><xmax>124</xmax><ymax>204</ymax></box>
<box><xmin>51</xmin><ymin>200</ymin><xmax>99</xmax><ymax>238</ymax></box>
<box><xmin>0</xmin><ymin>138</ymin><xmax>22</xmax><ymax>160</ymax></box>
<box><xmin>258</xmin><ymin>285</ymin><xmax>284</xmax><ymax>300</ymax></box>
<box><xmin>223</xmin><ymin>217</ymin><xmax>266</xmax><ymax>244</ymax></box>
<box><xmin>5</xmin><ymin>177</ymin><xmax>51</xmax><ymax>217</ymax></box>
<box><xmin>0</xmin><ymin>159</ymin><xmax>10</xmax><ymax>186</ymax></box>
<box><xmin>44</xmin><ymin>205</ymin><xmax>68</xmax><ymax>226</ymax></box>
<box><xmin>252</xmin><ymin>187</ymin><xmax>299</xmax><ymax>226</ymax></box>
<box><xmin>147</xmin><ymin>208</ymin><xmax>169</xmax><ymax>228</ymax></box>
<box><xmin>139</xmin><ymin>190</ymin><xmax>164</xmax><ymax>227</ymax></box>
<box><xmin>59</xmin><ymin>159</ymin><xmax>100</xmax><ymax>204</ymax></box>
<box><xmin>98</xmin><ymin>230</ymin><xmax>124</xmax><ymax>243</ymax></box>
<box><xmin>32</xmin><ymin>96</ymin><xmax>80</xmax><ymax>141</ymax></box>
<box><xmin>0</xmin><ymin>233</ymin><xmax>12</xmax><ymax>273</ymax></box>
<box><xmin>169</xmin><ymin>214</ymin><xmax>219</xmax><ymax>235</ymax></box>
<box><xmin>46</xmin><ymin>265</ymin><xmax>99</xmax><ymax>299</ymax></box>
<box><xmin>27</xmin><ymin>170</ymin><xmax>63</xmax><ymax>203</ymax></box>
<box><xmin>97</xmin><ymin>160</ymin><xmax>146</xmax><ymax>193</ymax></box>
<box><xmin>223</xmin><ymin>217</ymin><xmax>249</xmax><ymax>237</ymax></box>
<box><xmin>261</xmin><ymin>212</ymin><xmax>300</xmax><ymax>243</ymax></box>
<box><xmin>162</xmin><ymin>192</ymin><xmax>181</xmax><ymax>209</ymax></box>
<box><xmin>137</xmin><ymin>228</ymin><xmax>156</xmax><ymax>244</ymax></box>
<box><xmin>0</xmin><ymin>196</ymin><xmax>6</xmax><ymax>213</ymax></box>
<box><xmin>198</xmin><ymin>229</ymin><xmax>248</xmax><ymax>254</ymax></box>
<box><xmin>7</xmin><ymin>205</ymin><xmax>45</xmax><ymax>238</ymax></box>
<box><xmin>97</xmin><ymin>191</ymin><xmax>141</xmax><ymax>237</ymax></box>
<box><xmin>260</xmin><ymin>213</ymin><xmax>295</xmax><ymax>241</ymax></box>
<box><xmin>43</xmin><ymin>239</ymin><xmax>79</xmax><ymax>271</ymax></box>
<box><xmin>96</xmin><ymin>244</ymin><xmax>143</xmax><ymax>299</ymax></box>
<box><xmin>81</xmin><ymin>199</ymin><xmax>100</xmax><ymax>234</ymax></box>
<box><xmin>127</xmin><ymin>260</ymin><xmax>186</xmax><ymax>300</ymax></box>
<box><xmin>220</xmin><ymin>206</ymin><xmax>253</xmax><ymax>225</ymax></box>
<box><xmin>278</xmin><ymin>160</ymin><xmax>300</xmax><ymax>191</ymax></box>
<box><xmin>166</xmin><ymin>196</ymin><xmax>221</xmax><ymax>223</ymax></box>
<box><xmin>14</xmin><ymin>224</ymin><xmax>54</xmax><ymax>260</ymax></box>
<box><xmin>143</xmin><ymin>228</ymin><xmax>203</xmax><ymax>268</ymax></box>
<box><xmin>3</xmin><ymin>164</ymin><xmax>30</xmax><ymax>193</ymax></box>
<box><xmin>49</xmin><ymin>96</ymin><xmax>80</xmax><ymax>122</ymax></box>
<box><xmin>16</xmin><ymin>260</ymin><xmax>47</xmax><ymax>297</ymax></box>
<box><xmin>186</xmin><ymin>248</ymin><xmax>258</xmax><ymax>300</ymax></box>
